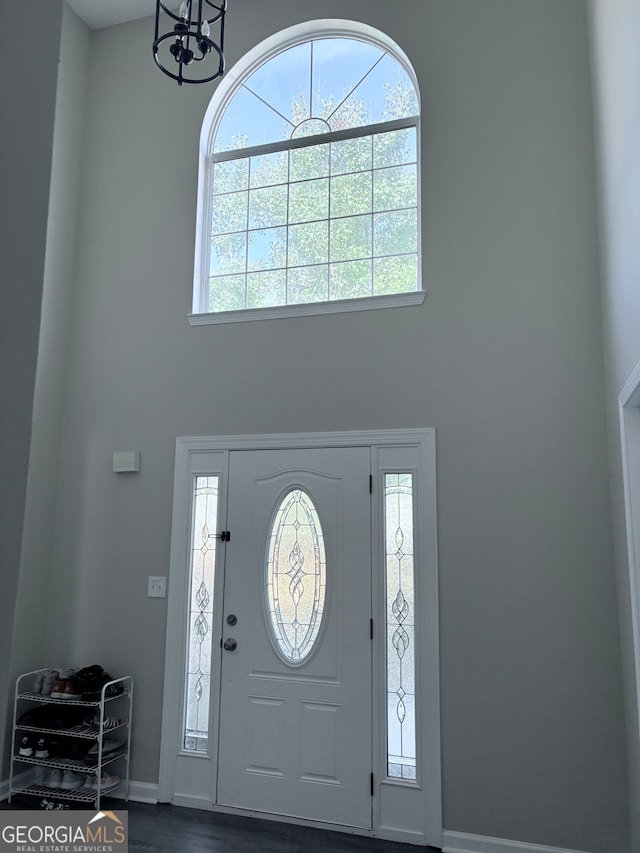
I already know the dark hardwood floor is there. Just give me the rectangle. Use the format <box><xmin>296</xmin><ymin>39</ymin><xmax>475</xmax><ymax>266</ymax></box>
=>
<box><xmin>1</xmin><ymin>797</ymin><xmax>439</xmax><ymax>852</ymax></box>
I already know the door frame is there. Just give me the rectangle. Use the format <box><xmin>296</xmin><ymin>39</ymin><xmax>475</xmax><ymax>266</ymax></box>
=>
<box><xmin>158</xmin><ymin>429</ymin><xmax>441</xmax><ymax>847</ymax></box>
<box><xmin>619</xmin><ymin>364</ymin><xmax>640</xmax><ymax>739</ymax></box>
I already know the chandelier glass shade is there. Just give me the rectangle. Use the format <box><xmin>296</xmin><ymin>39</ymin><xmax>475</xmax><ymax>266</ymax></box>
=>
<box><xmin>153</xmin><ymin>1</ymin><xmax>226</xmax><ymax>85</ymax></box>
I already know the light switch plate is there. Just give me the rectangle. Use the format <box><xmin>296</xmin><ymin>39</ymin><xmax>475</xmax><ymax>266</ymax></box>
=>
<box><xmin>148</xmin><ymin>576</ymin><xmax>166</xmax><ymax>598</ymax></box>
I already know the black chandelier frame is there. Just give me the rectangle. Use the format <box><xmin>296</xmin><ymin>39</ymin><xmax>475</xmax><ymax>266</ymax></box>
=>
<box><xmin>153</xmin><ymin>0</ymin><xmax>227</xmax><ymax>86</ymax></box>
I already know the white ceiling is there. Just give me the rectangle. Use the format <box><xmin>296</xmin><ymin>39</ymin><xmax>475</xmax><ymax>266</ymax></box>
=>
<box><xmin>66</xmin><ymin>0</ymin><xmax>160</xmax><ymax>30</ymax></box>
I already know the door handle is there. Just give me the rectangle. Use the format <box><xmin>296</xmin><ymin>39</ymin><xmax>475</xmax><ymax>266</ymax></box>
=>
<box><xmin>223</xmin><ymin>638</ymin><xmax>237</xmax><ymax>651</ymax></box>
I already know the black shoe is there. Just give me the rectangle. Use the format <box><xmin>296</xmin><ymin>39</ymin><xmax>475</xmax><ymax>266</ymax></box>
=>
<box><xmin>19</xmin><ymin>736</ymin><xmax>33</xmax><ymax>757</ymax></box>
<box><xmin>35</xmin><ymin>738</ymin><xmax>49</xmax><ymax>759</ymax></box>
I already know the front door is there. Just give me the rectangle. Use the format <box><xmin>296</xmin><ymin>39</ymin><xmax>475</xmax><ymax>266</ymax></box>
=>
<box><xmin>216</xmin><ymin>446</ymin><xmax>372</xmax><ymax>828</ymax></box>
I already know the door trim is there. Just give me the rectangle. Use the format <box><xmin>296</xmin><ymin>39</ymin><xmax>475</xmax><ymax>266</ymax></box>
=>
<box><xmin>158</xmin><ymin>429</ymin><xmax>441</xmax><ymax>848</ymax></box>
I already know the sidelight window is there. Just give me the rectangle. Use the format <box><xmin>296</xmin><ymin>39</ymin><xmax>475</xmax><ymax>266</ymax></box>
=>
<box><xmin>183</xmin><ymin>475</ymin><xmax>220</xmax><ymax>752</ymax></box>
<box><xmin>385</xmin><ymin>473</ymin><xmax>416</xmax><ymax>780</ymax></box>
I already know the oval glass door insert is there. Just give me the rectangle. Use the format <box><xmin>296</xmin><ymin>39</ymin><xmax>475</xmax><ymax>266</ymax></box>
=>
<box><xmin>266</xmin><ymin>488</ymin><xmax>326</xmax><ymax>663</ymax></box>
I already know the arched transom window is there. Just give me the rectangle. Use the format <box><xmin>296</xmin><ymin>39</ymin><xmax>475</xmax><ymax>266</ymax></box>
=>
<box><xmin>191</xmin><ymin>22</ymin><xmax>423</xmax><ymax>323</ymax></box>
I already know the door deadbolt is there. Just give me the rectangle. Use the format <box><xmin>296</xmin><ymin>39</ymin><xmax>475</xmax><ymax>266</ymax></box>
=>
<box><xmin>226</xmin><ymin>614</ymin><xmax>237</xmax><ymax>626</ymax></box>
<box><xmin>223</xmin><ymin>637</ymin><xmax>237</xmax><ymax>651</ymax></box>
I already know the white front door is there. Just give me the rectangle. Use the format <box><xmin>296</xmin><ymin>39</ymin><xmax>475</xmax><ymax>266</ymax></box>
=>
<box><xmin>216</xmin><ymin>446</ymin><xmax>372</xmax><ymax>828</ymax></box>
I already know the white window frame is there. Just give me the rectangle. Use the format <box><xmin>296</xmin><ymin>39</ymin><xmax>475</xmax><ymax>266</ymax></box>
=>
<box><xmin>189</xmin><ymin>19</ymin><xmax>426</xmax><ymax>326</ymax></box>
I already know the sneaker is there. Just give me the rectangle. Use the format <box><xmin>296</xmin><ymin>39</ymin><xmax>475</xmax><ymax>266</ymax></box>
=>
<box><xmin>60</xmin><ymin>770</ymin><xmax>85</xmax><ymax>790</ymax></box>
<box><xmin>83</xmin><ymin>714</ymin><xmax>122</xmax><ymax>730</ymax></box>
<box><xmin>33</xmin><ymin>671</ymin><xmax>44</xmax><ymax>694</ymax></box>
<box><xmin>41</xmin><ymin>670</ymin><xmax>58</xmax><ymax>696</ymax></box>
<box><xmin>83</xmin><ymin>773</ymin><xmax>119</xmax><ymax>790</ymax></box>
<box><xmin>58</xmin><ymin>668</ymin><xmax>77</xmax><ymax>680</ymax></box>
<box><xmin>50</xmin><ymin>679</ymin><xmax>67</xmax><ymax>698</ymax></box>
<box><xmin>19</xmin><ymin>736</ymin><xmax>33</xmax><ymax>757</ymax></box>
<box><xmin>35</xmin><ymin>738</ymin><xmax>49</xmax><ymax>759</ymax></box>
<box><xmin>46</xmin><ymin>769</ymin><xmax>63</xmax><ymax>789</ymax></box>
<box><xmin>62</xmin><ymin>680</ymin><xmax>83</xmax><ymax>700</ymax></box>
<box><xmin>84</xmin><ymin>737</ymin><xmax>125</xmax><ymax>763</ymax></box>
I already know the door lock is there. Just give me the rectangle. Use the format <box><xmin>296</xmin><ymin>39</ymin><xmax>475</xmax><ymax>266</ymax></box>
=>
<box><xmin>223</xmin><ymin>637</ymin><xmax>237</xmax><ymax>651</ymax></box>
<box><xmin>226</xmin><ymin>614</ymin><xmax>237</xmax><ymax>626</ymax></box>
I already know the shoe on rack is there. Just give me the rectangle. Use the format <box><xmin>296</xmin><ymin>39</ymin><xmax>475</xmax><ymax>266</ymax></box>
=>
<box><xmin>84</xmin><ymin>737</ymin><xmax>125</xmax><ymax>763</ymax></box>
<box><xmin>19</xmin><ymin>736</ymin><xmax>33</xmax><ymax>757</ymax></box>
<box><xmin>58</xmin><ymin>668</ymin><xmax>77</xmax><ymax>680</ymax></box>
<box><xmin>33</xmin><ymin>671</ymin><xmax>45</xmax><ymax>694</ymax></box>
<box><xmin>83</xmin><ymin>714</ymin><xmax>123</xmax><ymax>730</ymax></box>
<box><xmin>62</xmin><ymin>679</ymin><xmax>83</xmax><ymax>700</ymax></box>
<box><xmin>35</xmin><ymin>738</ymin><xmax>49</xmax><ymax>759</ymax></box>
<box><xmin>41</xmin><ymin>670</ymin><xmax>58</xmax><ymax>696</ymax></box>
<box><xmin>46</xmin><ymin>769</ymin><xmax>63</xmax><ymax>789</ymax></box>
<box><xmin>60</xmin><ymin>770</ymin><xmax>85</xmax><ymax>790</ymax></box>
<box><xmin>50</xmin><ymin>679</ymin><xmax>68</xmax><ymax>698</ymax></box>
<box><xmin>83</xmin><ymin>773</ymin><xmax>120</xmax><ymax>791</ymax></box>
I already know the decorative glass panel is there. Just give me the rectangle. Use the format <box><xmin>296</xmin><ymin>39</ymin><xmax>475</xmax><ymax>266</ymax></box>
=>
<box><xmin>214</xmin><ymin>40</ymin><xmax>417</xmax><ymax>152</ymax></box>
<box><xmin>266</xmin><ymin>489</ymin><xmax>326</xmax><ymax>664</ymax></box>
<box><xmin>183</xmin><ymin>476</ymin><xmax>219</xmax><ymax>753</ymax></box>
<box><xmin>385</xmin><ymin>473</ymin><xmax>416</xmax><ymax>781</ymax></box>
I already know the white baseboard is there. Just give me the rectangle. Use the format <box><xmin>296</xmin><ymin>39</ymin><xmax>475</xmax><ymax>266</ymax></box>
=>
<box><xmin>442</xmin><ymin>830</ymin><xmax>591</xmax><ymax>853</ymax></box>
<box><xmin>110</xmin><ymin>780</ymin><xmax>159</xmax><ymax>805</ymax></box>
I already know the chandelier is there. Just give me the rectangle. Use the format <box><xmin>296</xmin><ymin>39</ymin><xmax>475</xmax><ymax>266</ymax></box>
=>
<box><xmin>153</xmin><ymin>1</ymin><xmax>226</xmax><ymax>86</ymax></box>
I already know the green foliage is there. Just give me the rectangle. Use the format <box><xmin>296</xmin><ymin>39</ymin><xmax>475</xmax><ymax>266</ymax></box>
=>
<box><xmin>209</xmin><ymin>82</ymin><xmax>418</xmax><ymax>310</ymax></box>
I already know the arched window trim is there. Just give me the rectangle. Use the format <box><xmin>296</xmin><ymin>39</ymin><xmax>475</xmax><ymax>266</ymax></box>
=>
<box><xmin>189</xmin><ymin>19</ymin><xmax>425</xmax><ymax>326</ymax></box>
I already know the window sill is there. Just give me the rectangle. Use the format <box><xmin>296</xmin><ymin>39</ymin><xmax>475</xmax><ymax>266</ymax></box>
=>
<box><xmin>188</xmin><ymin>290</ymin><xmax>426</xmax><ymax>326</ymax></box>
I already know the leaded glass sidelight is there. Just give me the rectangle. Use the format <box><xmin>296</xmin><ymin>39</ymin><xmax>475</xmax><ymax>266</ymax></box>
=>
<box><xmin>385</xmin><ymin>473</ymin><xmax>417</xmax><ymax>780</ymax></box>
<box><xmin>183</xmin><ymin>476</ymin><xmax>219</xmax><ymax>752</ymax></box>
<box><xmin>266</xmin><ymin>489</ymin><xmax>326</xmax><ymax>664</ymax></box>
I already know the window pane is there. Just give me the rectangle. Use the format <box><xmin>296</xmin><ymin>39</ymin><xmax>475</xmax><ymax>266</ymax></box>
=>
<box><xmin>211</xmin><ymin>191</ymin><xmax>248</xmax><ymax>236</ymax></box>
<box><xmin>385</xmin><ymin>473</ymin><xmax>416</xmax><ymax>781</ymax></box>
<box><xmin>330</xmin><ymin>55</ymin><xmax>418</xmax><ymax>131</ymax></box>
<box><xmin>249</xmin><ymin>184</ymin><xmax>288</xmax><ymax>229</ymax></box>
<box><xmin>183</xmin><ymin>476</ymin><xmax>219</xmax><ymax>753</ymax></box>
<box><xmin>330</xmin><ymin>172</ymin><xmax>372</xmax><ymax>218</ymax></box>
<box><xmin>209</xmin><ymin>274</ymin><xmax>246</xmax><ymax>312</ymax></box>
<box><xmin>213</xmin><ymin>158</ymin><xmax>249</xmax><ymax>194</ymax></box>
<box><xmin>289</xmin><ymin>178</ymin><xmax>329</xmax><ymax>224</ymax></box>
<box><xmin>214</xmin><ymin>86</ymin><xmax>289</xmax><ymax>152</ymax></box>
<box><xmin>288</xmin><ymin>264</ymin><xmax>329</xmax><ymax>304</ymax></box>
<box><xmin>374</xmin><ymin>127</ymin><xmax>417</xmax><ymax>169</ymax></box>
<box><xmin>247</xmin><ymin>269</ymin><xmax>287</xmax><ymax>308</ymax></box>
<box><xmin>330</xmin><ymin>214</ymin><xmax>372</xmax><ymax>263</ymax></box>
<box><xmin>374</xmin><ymin>210</ymin><xmax>417</xmax><ymax>256</ymax></box>
<box><xmin>330</xmin><ymin>260</ymin><xmax>372</xmax><ymax>300</ymax></box>
<box><xmin>374</xmin><ymin>254</ymin><xmax>418</xmax><ymax>295</ymax></box>
<box><xmin>250</xmin><ymin>151</ymin><xmax>289</xmax><ymax>188</ymax></box>
<box><xmin>373</xmin><ymin>165</ymin><xmax>417</xmax><ymax>213</ymax></box>
<box><xmin>290</xmin><ymin>143</ymin><xmax>329</xmax><ymax>181</ymax></box>
<box><xmin>243</xmin><ymin>42</ymin><xmax>311</xmax><ymax>131</ymax></box>
<box><xmin>331</xmin><ymin>136</ymin><xmax>373</xmax><ymax>175</ymax></box>
<box><xmin>312</xmin><ymin>39</ymin><xmax>384</xmax><ymax>121</ymax></box>
<box><xmin>210</xmin><ymin>233</ymin><xmax>246</xmax><ymax>276</ymax></box>
<box><xmin>288</xmin><ymin>221</ymin><xmax>328</xmax><ymax>266</ymax></box>
<box><xmin>266</xmin><ymin>489</ymin><xmax>327</xmax><ymax>663</ymax></box>
<box><xmin>248</xmin><ymin>227</ymin><xmax>286</xmax><ymax>271</ymax></box>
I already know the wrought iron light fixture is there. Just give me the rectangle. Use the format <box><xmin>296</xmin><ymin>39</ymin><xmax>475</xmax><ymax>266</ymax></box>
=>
<box><xmin>153</xmin><ymin>1</ymin><xmax>226</xmax><ymax>86</ymax></box>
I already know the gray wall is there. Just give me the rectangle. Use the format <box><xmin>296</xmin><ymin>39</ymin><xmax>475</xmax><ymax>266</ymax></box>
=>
<box><xmin>0</xmin><ymin>0</ymin><xmax>63</xmax><ymax>775</ymax></box>
<box><xmin>10</xmin><ymin>5</ymin><xmax>91</xmax><ymax>703</ymax></box>
<box><xmin>589</xmin><ymin>0</ymin><xmax>640</xmax><ymax>848</ymax></box>
<box><xmin>8</xmin><ymin>0</ymin><xmax>626</xmax><ymax>850</ymax></box>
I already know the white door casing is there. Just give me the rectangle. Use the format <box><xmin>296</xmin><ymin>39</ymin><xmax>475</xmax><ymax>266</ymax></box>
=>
<box><xmin>158</xmin><ymin>430</ymin><xmax>441</xmax><ymax>847</ymax></box>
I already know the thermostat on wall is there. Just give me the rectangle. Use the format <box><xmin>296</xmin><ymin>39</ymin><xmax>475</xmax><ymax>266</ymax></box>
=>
<box><xmin>113</xmin><ymin>450</ymin><xmax>140</xmax><ymax>473</ymax></box>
